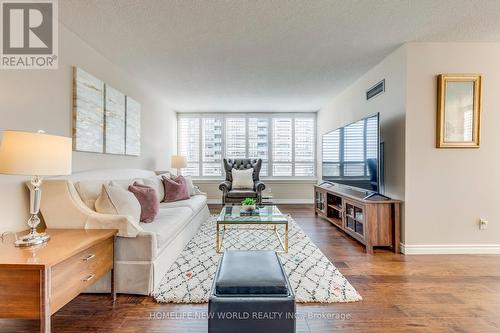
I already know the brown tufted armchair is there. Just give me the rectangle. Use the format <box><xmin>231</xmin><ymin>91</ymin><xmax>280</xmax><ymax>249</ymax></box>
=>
<box><xmin>219</xmin><ymin>158</ymin><xmax>266</xmax><ymax>205</ymax></box>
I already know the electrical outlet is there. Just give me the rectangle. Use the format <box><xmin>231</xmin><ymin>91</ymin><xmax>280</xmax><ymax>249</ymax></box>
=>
<box><xmin>479</xmin><ymin>219</ymin><xmax>488</xmax><ymax>230</ymax></box>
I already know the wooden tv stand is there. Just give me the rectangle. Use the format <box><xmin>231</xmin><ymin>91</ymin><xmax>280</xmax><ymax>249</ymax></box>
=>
<box><xmin>314</xmin><ymin>184</ymin><xmax>401</xmax><ymax>254</ymax></box>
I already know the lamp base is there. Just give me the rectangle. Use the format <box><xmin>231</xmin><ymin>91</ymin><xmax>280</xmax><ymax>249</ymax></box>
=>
<box><xmin>15</xmin><ymin>231</ymin><xmax>50</xmax><ymax>247</ymax></box>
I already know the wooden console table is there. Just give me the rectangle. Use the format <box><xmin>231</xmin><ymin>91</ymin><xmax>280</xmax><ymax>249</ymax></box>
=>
<box><xmin>314</xmin><ymin>184</ymin><xmax>401</xmax><ymax>254</ymax></box>
<box><xmin>0</xmin><ymin>229</ymin><xmax>117</xmax><ymax>333</ymax></box>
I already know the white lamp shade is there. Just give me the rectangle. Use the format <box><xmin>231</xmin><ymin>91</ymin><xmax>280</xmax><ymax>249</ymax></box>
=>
<box><xmin>171</xmin><ymin>155</ymin><xmax>187</xmax><ymax>169</ymax></box>
<box><xmin>0</xmin><ymin>130</ymin><xmax>72</xmax><ymax>176</ymax></box>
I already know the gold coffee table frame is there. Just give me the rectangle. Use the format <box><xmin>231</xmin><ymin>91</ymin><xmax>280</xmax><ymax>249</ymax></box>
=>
<box><xmin>216</xmin><ymin>205</ymin><xmax>289</xmax><ymax>253</ymax></box>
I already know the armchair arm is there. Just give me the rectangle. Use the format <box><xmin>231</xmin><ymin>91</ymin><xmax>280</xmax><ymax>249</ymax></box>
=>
<box><xmin>254</xmin><ymin>181</ymin><xmax>266</xmax><ymax>193</ymax></box>
<box><xmin>219</xmin><ymin>180</ymin><xmax>232</xmax><ymax>192</ymax></box>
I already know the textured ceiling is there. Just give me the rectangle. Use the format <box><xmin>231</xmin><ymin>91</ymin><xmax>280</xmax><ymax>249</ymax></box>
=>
<box><xmin>60</xmin><ymin>0</ymin><xmax>500</xmax><ymax>111</ymax></box>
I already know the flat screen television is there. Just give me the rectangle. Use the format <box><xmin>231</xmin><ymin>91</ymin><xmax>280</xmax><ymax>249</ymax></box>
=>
<box><xmin>322</xmin><ymin>113</ymin><xmax>382</xmax><ymax>194</ymax></box>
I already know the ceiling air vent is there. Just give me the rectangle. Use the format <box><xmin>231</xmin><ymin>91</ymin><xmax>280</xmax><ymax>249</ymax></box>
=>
<box><xmin>366</xmin><ymin>79</ymin><xmax>385</xmax><ymax>100</ymax></box>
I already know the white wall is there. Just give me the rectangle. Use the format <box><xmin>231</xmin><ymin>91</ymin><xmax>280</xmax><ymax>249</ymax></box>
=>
<box><xmin>317</xmin><ymin>46</ymin><xmax>407</xmax><ymax>199</ymax></box>
<box><xmin>0</xmin><ymin>24</ymin><xmax>176</xmax><ymax>233</ymax></box>
<box><xmin>316</xmin><ymin>43</ymin><xmax>500</xmax><ymax>253</ymax></box>
<box><xmin>405</xmin><ymin>43</ymin><xmax>500</xmax><ymax>250</ymax></box>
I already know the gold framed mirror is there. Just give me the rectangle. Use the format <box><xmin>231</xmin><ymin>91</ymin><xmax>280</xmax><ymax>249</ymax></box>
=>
<box><xmin>437</xmin><ymin>74</ymin><xmax>482</xmax><ymax>148</ymax></box>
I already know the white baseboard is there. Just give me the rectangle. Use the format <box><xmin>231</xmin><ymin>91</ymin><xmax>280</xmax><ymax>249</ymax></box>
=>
<box><xmin>400</xmin><ymin>243</ymin><xmax>500</xmax><ymax>255</ymax></box>
<box><xmin>206</xmin><ymin>199</ymin><xmax>313</xmax><ymax>204</ymax></box>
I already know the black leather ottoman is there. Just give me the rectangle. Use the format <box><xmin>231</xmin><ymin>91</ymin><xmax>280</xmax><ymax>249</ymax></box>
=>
<box><xmin>208</xmin><ymin>250</ymin><xmax>295</xmax><ymax>333</ymax></box>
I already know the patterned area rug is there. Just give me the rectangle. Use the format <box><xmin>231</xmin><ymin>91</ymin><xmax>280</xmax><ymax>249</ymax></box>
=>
<box><xmin>152</xmin><ymin>215</ymin><xmax>362</xmax><ymax>303</ymax></box>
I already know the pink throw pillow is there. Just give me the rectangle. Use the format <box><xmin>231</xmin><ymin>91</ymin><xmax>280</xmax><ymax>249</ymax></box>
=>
<box><xmin>162</xmin><ymin>175</ymin><xmax>190</xmax><ymax>202</ymax></box>
<box><xmin>128</xmin><ymin>182</ymin><xmax>159</xmax><ymax>223</ymax></box>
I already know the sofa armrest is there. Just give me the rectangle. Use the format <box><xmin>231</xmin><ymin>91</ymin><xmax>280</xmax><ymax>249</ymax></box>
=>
<box><xmin>219</xmin><ymin>180</ymin><xmax>232</xmax><ymax>192</ymax></box>
<box><xmin>254</xmin><ymin>181</ymin><xmax>266</xmax><ymax>193</ymax></box>
<box><xmin>84</xmin><ymin>211</ymin><xmax>143</xmax><ymax>238</ymax></box>
<box><xmin>40</xmin><ymin>180</ymin><xmax>143</xmax><ymax>237</ymax></box>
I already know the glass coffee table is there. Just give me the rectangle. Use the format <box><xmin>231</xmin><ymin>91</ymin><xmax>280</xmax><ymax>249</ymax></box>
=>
<box><xmin>216</xmin><ymin>205</ymin><xmax>289</xmax><ymax>253</ymax></box>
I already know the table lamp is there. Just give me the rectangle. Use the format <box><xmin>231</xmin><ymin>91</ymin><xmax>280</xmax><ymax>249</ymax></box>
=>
<box><xmin>171</xmin><ymin>155</ymin><xmax>187</xmax><ymax>175</ymax></box>
<box><xmin>0</xmin><ymin>130</ymin><xmax>72</xmax><ymax>247</ymax></box>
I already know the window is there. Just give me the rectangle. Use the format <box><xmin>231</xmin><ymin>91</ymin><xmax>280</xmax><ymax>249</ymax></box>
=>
<box><xmin>177</xmin><ymin>113</ymin><xmax>316</xmax><ymax>178</ymax></box>
<box><xmin>225</xmin><ymin>118</ymin><xmax>246</xmax><ymax>158</ymax></box>
<box><xmin>294</xmin><ymin>118</ymin><xmax>315</xmax><ymax>176</ymax></box>
<box><xmin>178</xmin><ymin>117</ymin><xmax>200</xmax><ymax>176</ymax></box>
<box><xmin>272</xmin><ymin>118</ymin><xmax>292</xmax><ymax>176</ymax></box>
<box><xmin>202</xmin><ymin>118</ymin><xmax>222</xmax><ymax>176</ymax></box>
<box><xmin>248</xmin><ymin>118</ymin><xmax>269</xmax><ymax>176</ymax></box>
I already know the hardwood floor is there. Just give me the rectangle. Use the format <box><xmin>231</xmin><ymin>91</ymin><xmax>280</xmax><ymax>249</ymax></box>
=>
<box><xmin>2</xmin><ymin>204</ymin><xmax>500</xmax><ymax>332</ymax></box>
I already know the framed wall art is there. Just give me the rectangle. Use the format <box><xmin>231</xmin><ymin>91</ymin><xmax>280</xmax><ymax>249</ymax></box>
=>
<box><xmin>125</xmin><ymin>96</ymin><xmax>141</xmax><ymax>156</ymax></box>
<box><xmin>73</xmin><ymin>66</ymin><xmax>141</xmax><ymax>156</ymax></box>
<box><xmin>105</xmin><ymin>86</ymin><xmax>126</xmax><ymax>155</ymax></box>
<box><xmin>73</xmin><ymin>67</ymin><xmax>105</xmax><ymax>153</ymax></box>
<box><xmin>436</xmin><ymin>74</ymin><xmax>482</xmax><ymax>148</ymax></box>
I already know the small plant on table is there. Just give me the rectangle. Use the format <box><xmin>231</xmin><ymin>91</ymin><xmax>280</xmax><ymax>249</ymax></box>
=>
<box><xmin>241</xmin><ymin>198</ymin><xmax>256</xmax><ymax>211</ymax></box>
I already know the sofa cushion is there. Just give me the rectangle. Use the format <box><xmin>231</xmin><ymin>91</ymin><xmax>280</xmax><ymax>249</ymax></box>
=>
<box><xmin>226</xmin><ymin>190</ymin><xmax>257</xmax><ymax>198</ymax></box>
<box><xmin>215</xmin><ymin>251</ymin><xmax>289</xmax><ymax>295</ymax></box>
<box><xmin>74</xmin><ymin>178</ymin><xmax>143</xmax><ymax>209</ymax></box>
<box><xmin>112</xmin><ymin>178</ymin><xmax>144</xmax><ymax>189</ymax></box>
<box><xmin>159</xmin><ymin>195</ymin><xmax>207</xmax><ymax>215</ymax></box>
<box><xmin>140</xmin><ymin>206</ymin><xmax>193</xmax><ymax>249</ymax></box>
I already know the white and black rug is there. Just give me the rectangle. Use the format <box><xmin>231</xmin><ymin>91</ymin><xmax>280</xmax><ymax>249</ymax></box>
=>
<box><xmin>152</xmin><ymin>215</ymin><xmax>362</xmax><ymax>303</ymax></box>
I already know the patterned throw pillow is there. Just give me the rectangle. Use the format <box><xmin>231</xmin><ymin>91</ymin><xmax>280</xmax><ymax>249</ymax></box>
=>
<box><xmin>162</xmin><ymin>175</ymin><xmax>190</xmax><ymax>202</ymax></box>
<box><xmin>128</xmin><ymin>182</ymin><xmax>159</xmax><ymax>223</ymax></box>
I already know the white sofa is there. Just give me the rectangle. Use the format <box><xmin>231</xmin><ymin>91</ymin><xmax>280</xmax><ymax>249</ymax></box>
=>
<box><xmin>39</xmin><ymin>168</ymin><xmax>210</xmax><ymax>295</ymax></box>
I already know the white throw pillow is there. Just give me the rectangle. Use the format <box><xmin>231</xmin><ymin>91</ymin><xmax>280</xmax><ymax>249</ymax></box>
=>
<box><xmin>95</xmin><ymin>183</ymin><xmax>141</xmax><ymax>224</ymax></box>
<box><xmin>74</xmin><ymin>180</ymin><xmax>110</xmax><ymax>209</ymax></box>
<box><xmin>74</xmin><ymin>179</ymin><xmax>143</xmax><ymax>209</ymax></box>
<box><xmin>231</xmin><ymin>168</ymin><xmax>254</xmax><ymax>189</ymax></box>
<box><xmin>183</xmin><ymin>175</ymin><xmax>199</xmax><ymax>196</ymax></box>
<box><xmin>189</xmin><ymin>176</ymin><xmax>205</xmax><ymax>196</ymax></box>
<box><xmin>142</xmin><ymin>176</ymin><xmax>165</xmax><ymax>203</ymax></box>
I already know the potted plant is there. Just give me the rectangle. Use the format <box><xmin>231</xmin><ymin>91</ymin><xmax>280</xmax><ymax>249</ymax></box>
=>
<box><xmin>241</xmin><ymin>198</ymin><xmax>256</xmax><ymax>211</ymax></box>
